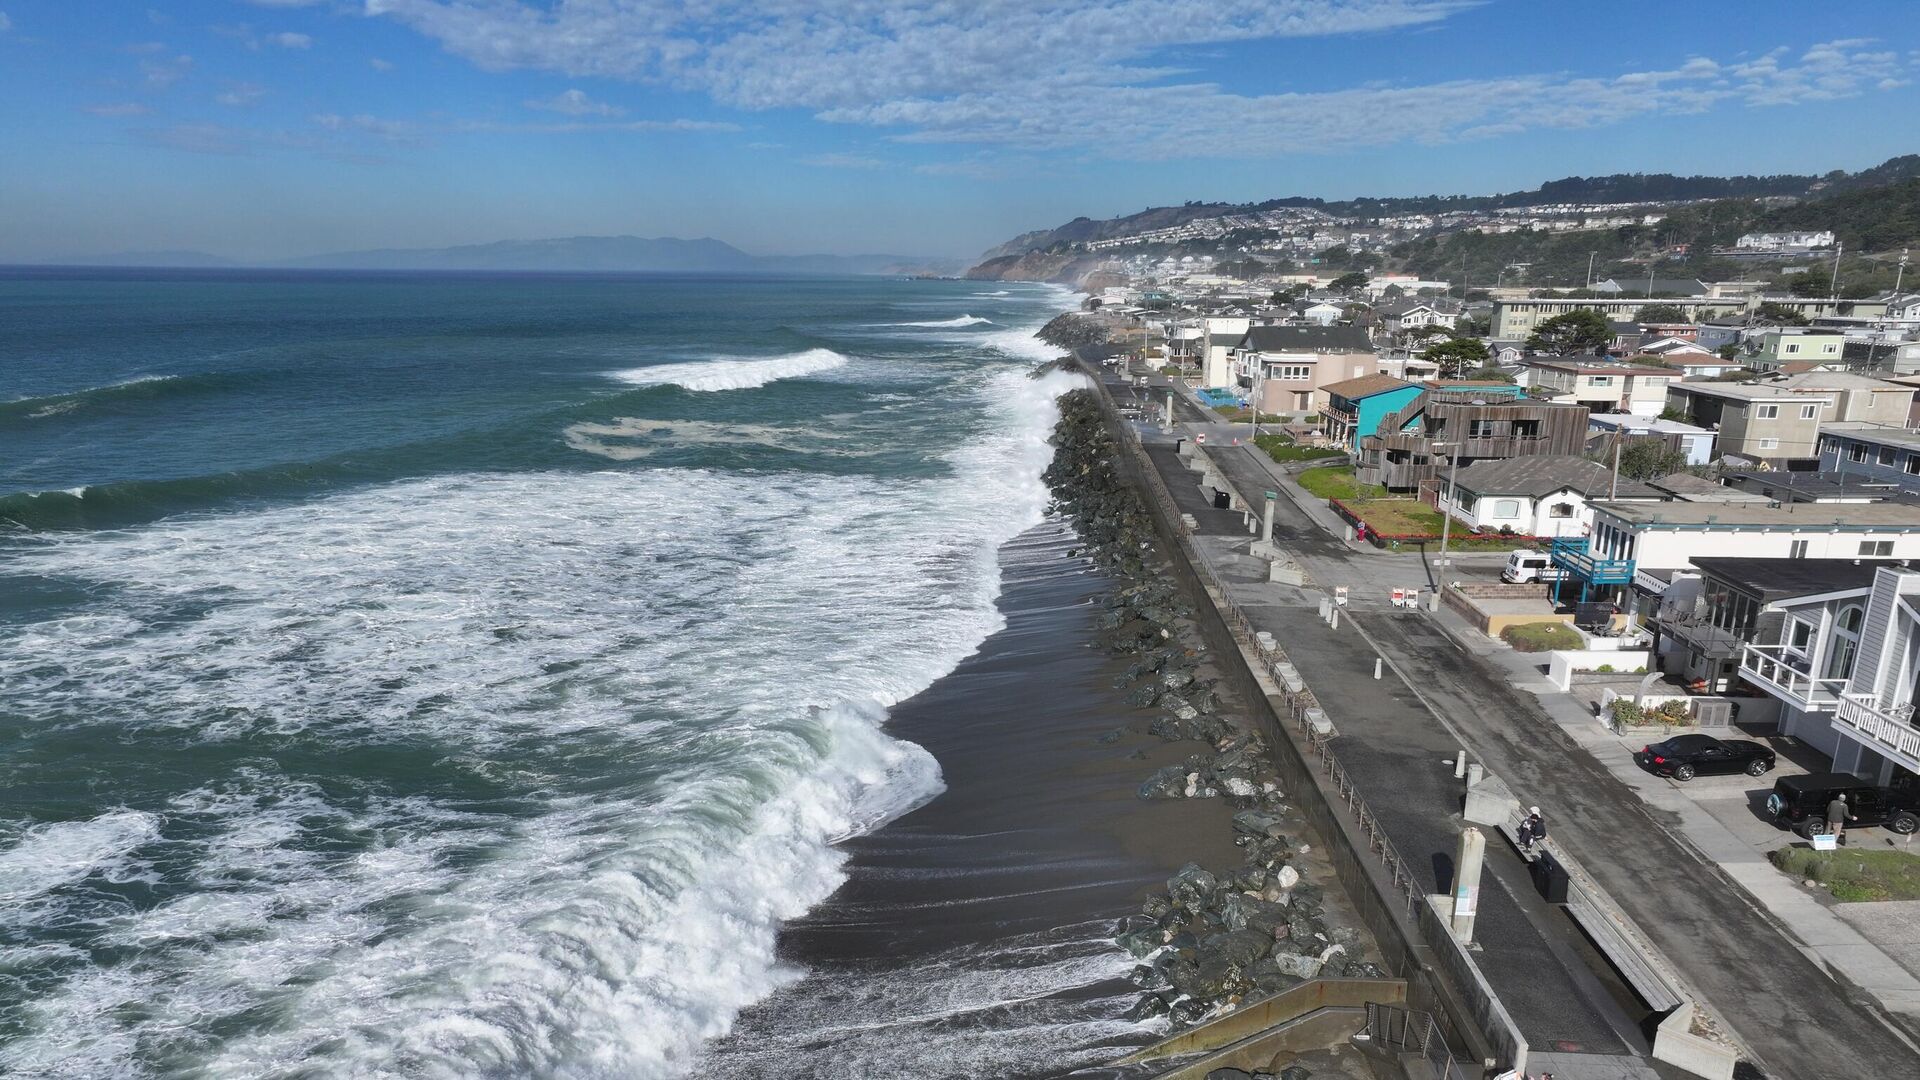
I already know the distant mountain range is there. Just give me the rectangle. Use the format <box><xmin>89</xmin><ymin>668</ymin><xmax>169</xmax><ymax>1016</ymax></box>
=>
<box><xmin>24</xmin><ymin>236</ymin><xmax>964</xmax><ymax>277</ymax></box>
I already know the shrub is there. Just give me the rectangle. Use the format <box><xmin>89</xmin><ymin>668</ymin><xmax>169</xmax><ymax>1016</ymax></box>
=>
<box><xmin>1611</xmin><ymin>698</ymin><xmax>1647</xmax><ymax>726</ymax></box>
<box><xmin>1500</xmin><ymin>622</ymin><xmax>1582</xmax><ymax>652</ymax></box>
<box><xmin>1656</xmin><ymin>699</ymin><xmax>1692</xmax><ymax>723</ymax></box>
<box><xmin>1595</xmin><ymin>664</ymin><xmax>1615</xmax><ymax>674</ymax></box>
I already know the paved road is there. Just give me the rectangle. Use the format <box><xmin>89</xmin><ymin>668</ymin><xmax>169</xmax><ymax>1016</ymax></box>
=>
<box><xmin>1361</xmin><ymin>612</ymin><xmax>1920</xmax><ymax>1079</ymax></box>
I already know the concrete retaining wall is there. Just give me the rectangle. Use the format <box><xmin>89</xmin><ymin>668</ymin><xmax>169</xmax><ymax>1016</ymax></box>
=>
<box><xmin>1547</xmin><ymin>649</ymin><xmax>1650</xmax><ymax>691</ymax></box>
<box><xmin>1654</xmin><ymin>1001</ymin><xmax>1739</xmax><ymax>1080</ymax></box>
<box><xmin>1442</xmin><ymin>583</ymin><xmax>1573</xmax><ymax>636</ymax></box>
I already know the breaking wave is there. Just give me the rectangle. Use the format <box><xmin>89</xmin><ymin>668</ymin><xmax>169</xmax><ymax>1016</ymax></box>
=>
<box><xmin>608</xmin><ymin>348</ymin><xmax>851</xmax><ymax>392</ymax></box>
<box><xmin>892</xmin><ymin>315</ymin><xmax>995</xmax><ymax>328</ymax></box>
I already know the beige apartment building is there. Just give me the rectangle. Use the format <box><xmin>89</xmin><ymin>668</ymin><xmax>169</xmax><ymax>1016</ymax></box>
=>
<box><xmin>1664</xmin><ymin>373</ymin><xmax>1914</xmax><ymax>462</ymax></box>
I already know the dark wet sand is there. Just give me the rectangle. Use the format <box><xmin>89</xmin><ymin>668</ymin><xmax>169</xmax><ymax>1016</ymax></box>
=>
<box><xmin>700</xmin><ymin>520</ymin><xmax>1241</xmax><ymax>1079</ymax></box>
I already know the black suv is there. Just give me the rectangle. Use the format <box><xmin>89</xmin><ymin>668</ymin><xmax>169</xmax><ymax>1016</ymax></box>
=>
<box><xmin>1766</xmin><ymin>773</ymin><xmax>1920</xmax><ymax>838</ymax></box>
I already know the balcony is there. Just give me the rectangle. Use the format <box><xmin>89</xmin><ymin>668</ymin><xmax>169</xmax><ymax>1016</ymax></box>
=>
<box><xmin>1739</xmin><ymin>644</ymin><xmax>1846</xmax><ymax>712</ymax></box>
<box><xmin>1836</xmin><ymin>694</ymin><xmax>1920</xmax><ymax>771</ymax></box>
<box><xmin>1547</xmin><ymin>537</ymin><xmax>1636</xmax><ymax>585</ymax></box>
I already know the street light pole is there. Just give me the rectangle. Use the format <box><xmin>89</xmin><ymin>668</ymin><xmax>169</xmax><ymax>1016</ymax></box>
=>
<box><xmin>1250</xmin><ymin>357</ymin><xmax>1261</xmax><ymax>444</ymax></box>
<box><xmin>1433</xmin><ymin>441</ymin><xmax>1458</xmax><ymax>573</ymax></box>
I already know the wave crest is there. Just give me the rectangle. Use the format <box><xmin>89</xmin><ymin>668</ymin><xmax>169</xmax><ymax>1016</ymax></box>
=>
<box><xmin>891</xmin><ymin>315</ymin><xmax>994</xmax><ymax>328</ymax></box>
<box><xmin>608</xmin><ymin>349</ymin><xmax>851</xmax><ymax>392</ymax></box>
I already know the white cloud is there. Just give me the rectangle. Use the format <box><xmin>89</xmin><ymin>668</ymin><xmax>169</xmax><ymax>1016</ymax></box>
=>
<box><xmin>800</xmin><ymin>152</ymin><xmax>888</xmax><ymax>169</ymax></box>
<box><xmin>369</xmin><ymin>57</ymin><xmax>395</xmax><ymax>71</ymax></box>
<box><xmin>216</xmin><ymin>82</ymin><xmax>269</xmax><ymax>107</ymax></box>
<box><xmin>524</xmin><ymin>88</ymin><xmax>624</xmax><ymax>116</ymax></box>
<box><xmin>141</xmin><ymin>54</ymin><xmax>193</xmax><ymax>90</ymax></box>
<box><xmin>84</xmin><ymin>102</ymin><xmax>153</xmax><ymax>117</ymax></box>
<box><xmin>360</xmin><ymin>1</ymin><xmax>1916</xmax><ymax>160</ymax></box>
<box><xmin>271</xmin><ymin>31</ymin><xmax>312</xmax><ymax>49</ymax></box>
<box><xmin>0</xmin><ymin>13</ymin><xmax>12</xmax><ymax>33</ymax></box>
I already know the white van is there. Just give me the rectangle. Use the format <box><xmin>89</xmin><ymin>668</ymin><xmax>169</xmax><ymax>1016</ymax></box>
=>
<box><xmin>1501</xmin><ymin>550</ymin><xmax>1568</xmax><ymax>584</ymax></box>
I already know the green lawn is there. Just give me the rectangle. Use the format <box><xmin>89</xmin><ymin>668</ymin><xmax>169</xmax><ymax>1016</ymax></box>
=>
<box><xmin>1770</xmin><ymin>847</ymin><xmax>1920</xmax><ymax>902</ymax></box>
<box><xmin>1346</xmin><ymin>499</ymin><xmax>1445</xmax><ymax>535</ymax></box>
<box><xmin>1256</xmin><ymin>433</ymin><xmax>1346</xmax><ymax>465</ymax></box>
<box><xmin>1500</xmin><ymin>623</ymin><xmax>1582</xmax><ymax>652</ymax></box>
<box><xmin>1296</xmin><ymin>466</ymin><xmax>1387</xmax><ymax>501</ymax></box>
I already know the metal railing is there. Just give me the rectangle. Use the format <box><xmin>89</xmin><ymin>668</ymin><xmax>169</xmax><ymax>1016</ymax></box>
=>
<box><xmin>1363</xmin><ymin>1002</ymin><xmax>1469</xmax><ymax>1080</ymax></box>
<box><xmin>1739</xmin><ymin>643</ymin><xmax>1847</xmax><ymax>711</ymax></box>
<box><xmin>1836</xmin><ymin>693</ymin><xmax>1920</xmax><ymax>767</ymax></box>
<box><xmin>1080</xmin><ymin>366</ymin><xmax>1423</xmax><ymax>918</ymax></box>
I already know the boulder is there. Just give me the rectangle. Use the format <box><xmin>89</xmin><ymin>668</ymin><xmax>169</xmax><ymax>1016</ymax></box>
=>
<box><xmin>1167</xmin><ymin>863</ymin><xmax>1218</xmax><ymax>909</ymax></box>
<box><xmin>1219</xmin><ymin>776</ymin><xmax>1259</xmax><ymax>798</ymax></box>
<box><xmin>1271</xmin><ymin>951</ymin><xmax>1324</xmax><ymax>979</ymax></box>
<box><xmin>1138</xmin><ymin>766</ymin><xmax>1189</xmax><ymax>800</ymax></box>
<box><xmin>1125</xmin><ymin>994</ymin><xmax>1170</xmax><ymax>1022</ymax></box>
<box><xmin>1232</xmin><ymin>810</ymin><xmax>1288</xmax><ymax>839</ymax></box>
<box><xmin>1200</xmin><ymin>928</ymin><xmax>1273</xmax><ymax>968</ymax></box>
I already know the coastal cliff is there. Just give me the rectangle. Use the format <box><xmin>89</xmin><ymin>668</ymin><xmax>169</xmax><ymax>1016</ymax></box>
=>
<box><xmin>964</xmin><ymin>249</ymin><xmax>1109</xmax><ymax>285</ymax></box>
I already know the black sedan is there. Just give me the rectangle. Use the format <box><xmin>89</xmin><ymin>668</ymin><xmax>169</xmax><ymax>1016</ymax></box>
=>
<box><xmin>1635</xmin><ymin>734</ymin><xmax>1776</xmax><ymax>781</ymax></box>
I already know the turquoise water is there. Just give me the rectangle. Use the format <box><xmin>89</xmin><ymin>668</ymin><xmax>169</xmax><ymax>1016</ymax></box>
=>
<box><xmin>0</xmin><ymin>270</ymin><xmax>1077</xmax><ymax>1077</ymax></box>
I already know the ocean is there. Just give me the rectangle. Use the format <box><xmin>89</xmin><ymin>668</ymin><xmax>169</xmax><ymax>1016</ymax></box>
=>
<box><xmin>0</xmin><ymin>269</ymin><xmax>1164</xmax><ymax>1078</ymax></box>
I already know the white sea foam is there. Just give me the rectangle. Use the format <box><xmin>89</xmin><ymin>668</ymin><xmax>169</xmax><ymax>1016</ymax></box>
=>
<box><xmin>890</xmin><ymin>315</ymin><xmax>994</xmax><ymax>328</ymax></box>
<box><xmin>0</xmin><ymin>811</ymin><xmax>161</xmax><ymax>906</ymax></box>
<box><xmin>607</xmin><ymin>348</ymin><xmax>850</xmax><ymax>392</ymax></box>
<box><xmin>0</xmin><ymin>364</ymin><xmax>1089</xmax><ymax>1078</ymax></box>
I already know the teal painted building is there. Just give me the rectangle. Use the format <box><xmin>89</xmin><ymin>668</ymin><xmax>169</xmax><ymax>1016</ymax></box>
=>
<box><xmin>1320</xmin><ymin>375</ymin><xmax>1424</xmax><ymax>449</ymax></box>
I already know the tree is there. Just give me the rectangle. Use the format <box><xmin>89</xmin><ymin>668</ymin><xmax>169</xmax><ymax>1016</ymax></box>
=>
<box><xmin>1637</xmin><ymin>303</ymin><xmax>1687</xmax><ymax>323</ymax></box>
<box><xmin>1329</xmin><ymin>270</ymin><xmax>1369</xmax><ymax>290</ymax></box>
<box><xmin>1405</xmin><ymin>323</ymin><xmax>1451</xmax><ymax>341</ymax></box>
<box><xmin>1715</xmin><ymin>343</ymin><xmax>1739</xmax><ymax>360</ymax></box>
<box><xmin>1455</xmin><ymin>313</ymin><xmax>1491</xmax><ymax>337</ymax></box>
<box><xmin>1755</xmin><ymin>302</ymin><xmax>1810</xmax><ymax>326</ymax></box>
<box><xmin>1380</xmin><ymin>283</ymin><xmax>1405</xmax><ymax>301</ymax></box>
<box><xmin>1423</xmin><ymin>336</ymin><xmax>1491</xmax><ymax>378</ymax></box>
<box><xmin>1523</xmin><ymin>308</ymin><xmax>1612</xmax><ymax>354</ymax></box>
<box><xmin>1616</xmin><ymin>439</ymin><xmax>1691</xmax><ymax>481</ymax></box>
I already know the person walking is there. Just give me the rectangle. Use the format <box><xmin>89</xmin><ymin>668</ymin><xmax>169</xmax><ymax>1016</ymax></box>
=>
<box><xmin>1826</xmin><ymin>793</ymin><xmax>1854</xmax><ymax>846</ymax></box>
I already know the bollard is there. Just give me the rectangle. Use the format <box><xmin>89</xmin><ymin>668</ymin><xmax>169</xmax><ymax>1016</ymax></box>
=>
<box><xmin>1451</xmin><ymin>828</ymin><xmax>1485</xmax><ymax>943</ymax></box>
<box><xmin>1453</xmin><ymin>749</ymin><xmax>1468</xmax><ymax>779</ymax></box>
<box><xmin>1373</xmin><ymin>657</ymin><xmax>1383</xmax><ymax>680</ymax></box>
<box><xmin>1262</xmin><ymin>492</ymin><xmax>1277</xmax><ymax>542</ymax></box>
<box><xmin>1466</xmin><ymin>763</ymin><xmax>1484</xmax><ymax>788</ymax></box>
<box><xmin>1164</xmin><ymin>391</ymin><xmax>1175</xmax><ymax>433</ymax></box>
<box><xmin>1330</xmin><ymin>607</ymin><xmax>1341</xmax><ymax>630</ymax></box>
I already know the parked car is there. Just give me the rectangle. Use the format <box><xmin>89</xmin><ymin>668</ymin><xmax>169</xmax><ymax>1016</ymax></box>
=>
<box><xmin>1766</xmin><ymin>772</ymin><xmax>1920</xmax><ymax>838</ymax></box>
<box><xmin>1633</xmin><ymin>734</ymin><xmax>1776</xmax><ymax>781</ymax></box>
<box><xmin>1500</xmin><ymin>550</ymin><xmax>1569</xmax><ymax>585</ymax></box>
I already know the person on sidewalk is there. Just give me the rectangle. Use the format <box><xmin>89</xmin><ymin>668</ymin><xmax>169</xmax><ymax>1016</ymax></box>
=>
<box><xmin>1826</xmin><ymin>793</ymin><xmax>1854</xmax><ymax>846</ymax></box>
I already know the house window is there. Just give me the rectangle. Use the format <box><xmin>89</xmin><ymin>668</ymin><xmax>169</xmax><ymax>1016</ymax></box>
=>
<box><xmin>1881</xmin><ymin>447</ymin><xmax>1899</xmax><ymax>466</ymax></box>
<box><xmin>1756</xmin><ymin>404</ymin><xmax>1780</xmax><ymax>419</ymax></box>
<box><xmin>1758</xmin><ymin>438</ymin><xmax>1780</xmax><ymax>450</ymax></box>
<box><xmin>1787</xmin><ymin>619</ymin><xmax>1814</xmax><ymax>654</ymax></box>
<box><xmin>1801</xmin><ymin>404</ymin><xmax>1819</xmax><ymax>420</ymax></box>
<box><xmin>1826</xmin><ymin>605</ymin><xmax>1865</xmax><ymax>680</ymax></box>
<box><xmin>1861</xmin><ymin>540</ymin><xmax>1894</xmax><ymax>557</ymax></box>
<box><xmin>1850</xmin><ymin>444</ymin><xmax>1870</xmax><ymax>463</ymax></box>
<box><xmin>1275</xmin><ymin>364</ymin><xmax>1313</xmax><ymax>381</ymax></box>
<box><xmin>1789</xmin><ymin>540</ymin><xmax>1809</xmax><ymax>558</ymax></box>
<box><xmin>1494</xmin><ymin>499</ymin><xmax>1522</xmax><ymax>518</ymax></box>
<box><xmin>1786</xmin><ymin>343</ymin><xmax>1801</xmax><ymax>354</ymax></box>
<box><xmin>1549</xmin><ymin>502</ymin><xmax>1575</xmax><ymax>518</ymax></box>
<box><xmin>1469</xmin><ymin>419</ymin><xmax>1498</xmax><ymax>438</ymax></box>
<box><xmin>1906</xmin><ymin>455</ymin><xmax>1920</xmax><ymax>475</ymax></box>
<box><xmin>1587</xmin><ymin>375</ymin><xmax>1615</xmax><ymax>386</ymax></box>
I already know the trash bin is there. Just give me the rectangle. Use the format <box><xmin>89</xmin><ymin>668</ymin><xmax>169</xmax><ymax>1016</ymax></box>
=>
<box><xmin>1532</xmin><ymin>851</ymin><xmax>1570</xmax><ymax>904</ymax></box>
<box><xmin>1212</xmin><ymin>489</ymin><xmax>1231</xmax><ymax>509</ymax></box>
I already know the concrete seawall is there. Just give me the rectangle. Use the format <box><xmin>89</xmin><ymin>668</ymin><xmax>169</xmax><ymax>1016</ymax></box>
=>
<box><xmin>1073</xmin><ymin>359</ymin><xmax>1512</xmax><ymax>1073</ymax></box>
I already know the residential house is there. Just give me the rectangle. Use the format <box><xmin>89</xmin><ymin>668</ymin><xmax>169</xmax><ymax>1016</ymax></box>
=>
<box><xmin>1355</xmin><ymin>390</ymin><xmax>1589</xmax><ymax>491</ymax></box>
<box><xmin>1319</xmin><ymin>375</ymin><xmax>1423</xmax><ymax>450</ymax></box>
<box><xmin>1549</xmin><ymin>500</ymin><xmax>1920</xmax><ymax>606</ymax></box>
<box><xmin>1520</xmin><ymin>357</ymin><xmax>1677</xmax><ymax>416</ymax></box>
<box><xmin>1378</xmin><ymin>299</ymin><xmax>1462</xmax><ymax>335</ymax></box>
<box><xmin>1878</xmin><ymin>292</ymin><xmax>1920</xmax><ymax>327</ymax></box>
<box><xmin>1198</xmin><ymin>316</ymin><xmax>1250</xmax><ymax>389</ymax></box>
<box><xmin>1488</xmin><ymin>340</ymin><xmax>1527</xmax><ymax>366</ymax></box>
<box><xmin>1240</xmin><ymin>324</ymin><xmax>1380</xmax><ymax>415</ymax></box>
<box><xmin>1435</xmin><ymin>456</ymin><xmax>1664</xmax><ymax>539</ymax></box>
<box><xmin>1720</xmin><ymin>471</ymin><xmax>1913</xmax><ymax>505</ymax></box>
<box><xmin>1643</xmin><ymin>472</ymin><xmax>1773</xmax><ymax>504</ymax></box>
<box><xmin>1819</xmin><ymin>423</ymin><xmax>1920</xmax><ymax>493</ymax></box>
<box><xmin>1735</xmin><ymin>231</ymin><xmax>1835</xmax><ymax>251</ymax></box>
<box><xmin>1663</xmin><ymin>372</ymin><xmax>1913</xmax><ymax>462</ymax></box>
<box><xmin>1298</xmin><ymin>300</ymin><xmax>1344</xmax><ymax>326</ymax></box>
<box><xmin>1587</xmin><ymin>414</ymin><xmax>1717</xmax><ymax>466</ymax></box>
<box><xmin>1750</xmin><ymin>329</ymin><xmax>1847</xmax><ymax>372</ymax></box>
<box><xmin>1711</xmin><ymin>561</ymin><xmax>1920</xmax><ymax>784</ymax></box>
<box><xmin>1656</xmin><ymin>558</ymin><xmax>1880</xmax><ymax>728</ymax></box>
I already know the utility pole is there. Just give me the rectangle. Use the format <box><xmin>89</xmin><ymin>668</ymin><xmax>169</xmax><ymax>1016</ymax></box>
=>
<box><xmin>1585</xmin><ymin>251</ymin><xmax>1597</xmax><ymax>290</ymax></box>
<box><xmin>1610</xmin><ymin>433</ymin><xmax>1623</xmax><ymax>500</ymax></box>
<box><xmin>1896</xmin><ymin>249</ymin><xmax>1910</xmax><ymax>296</ymax></box>
<box><xmin>1435</xmin><ymin>441</ymin><xmax>1459</xmax><ymax>574</ymax></box>
<box><xmin>1249</xmin><ymin>358</ymin><xmax>1261</xmax><ymax>444</ymax></box>
<box><xmin>1830</xmin><ymin>240</ymin><xmax>1845</xmax><ymax>298</ymax></box>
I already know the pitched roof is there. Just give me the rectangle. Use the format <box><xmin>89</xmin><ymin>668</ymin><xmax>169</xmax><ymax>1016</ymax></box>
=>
<box><xmin>1322</xmin><ymin>373</ymin><xmax>1415</xmax><ymax>400</ymax></box>
<box><xmin>1244</xmin><ymin>324</ymin><xmax>1374</xmax><ymax>352</ymax></box>
<box><xmin>1449</xmin><ymin>455</ymin><xmax>1663</xmax><ymax>500</ymax></box>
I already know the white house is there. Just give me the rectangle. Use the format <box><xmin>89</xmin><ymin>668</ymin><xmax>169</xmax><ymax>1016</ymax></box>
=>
<box><xmin>1736</xmin><ymin>230</ymin><xmax>1836</xmax><ymax>251</ymax></box>
<box><xmin>1519</xmin><ymin>357</ymin><xmax>1676</xmax><ymax>416</ymax></box>
<box><xmin>1435</xmin><ymin>456</ymin><xmax>1664</xmax><ymax>538</ymax></box>
<box><xmin>1199</xmin><ymin>316</ymin><xmax>1251</xmax><ymax>389</ymax></box>
<box><xmin>1587</xmin><ymin>414</ymin><xmax>1717</xmax><ymax>466</ymax></box>
<box><xmin>1300</xmin><ymin>301</ymin><xmax>1342</xmax><ymax>326</ymax></box>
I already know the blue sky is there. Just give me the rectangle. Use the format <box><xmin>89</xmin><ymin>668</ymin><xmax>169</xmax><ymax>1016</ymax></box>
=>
<box><xmin>2</xmin><ymin>1</ymin><xmax>1918</xmax><ymax>261</ymax></box>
